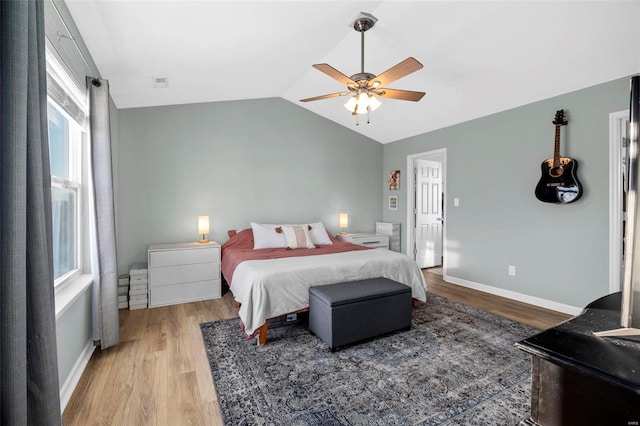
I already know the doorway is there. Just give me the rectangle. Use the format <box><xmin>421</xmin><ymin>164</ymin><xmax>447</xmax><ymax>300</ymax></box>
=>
<box><xmin>406</xmin><ymin>149</ymin><xmax>446</xmax><ymax>270</ymax></box>
<box><xmin>609</xmin><ymin>110</ymin><xmax>630</xmax><ymax>293</ymax></box>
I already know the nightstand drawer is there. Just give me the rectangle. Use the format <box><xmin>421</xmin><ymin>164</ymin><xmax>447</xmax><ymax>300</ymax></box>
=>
<box><xmin>336</xmin><ymin>233</ymin><xmax>389</xmax><ymax>249</ymax></box>
<box><xmin>353</xmin><ymin>236</ymin><xmax>389</xmax><ymax>248</ymax></box>
<box><xmin>149</xmin><ymin>262</ymin><xmax>220</xmax><ymax>287</ymax></box>
<box><xmin>149</xmin><ymin>246</ymin><xmax>220</xmax><ymax>267</ymax></box>
<box><xmin>149</xmin><ymin>279</ymin><xmax>221</xmax><ymax>307</ymax></box>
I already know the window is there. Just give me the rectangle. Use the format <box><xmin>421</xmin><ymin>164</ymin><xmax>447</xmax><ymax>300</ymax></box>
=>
<box><xmin>48</xmin><ymin>100</ymin><xmax>82</xmax><ymax>282</ymax></box>
<box><xmin>46</xmin><ymin>50</ymin><xmax>89</xmax><ymax>288</ymax></box>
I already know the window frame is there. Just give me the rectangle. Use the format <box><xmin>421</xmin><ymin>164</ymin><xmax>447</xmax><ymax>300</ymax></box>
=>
<box><xmin>48</xmin><ymin>97</ymin><xmax>84</xmax><ymax>289</ymax></box>
<box><xmin>46</xmin><ymin>50</ymin><xmax>90</xmax><ymax>292</ymax></box>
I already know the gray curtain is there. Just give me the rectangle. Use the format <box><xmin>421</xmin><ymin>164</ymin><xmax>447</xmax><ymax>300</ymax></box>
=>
<box><xmin>1</xmin><ymin>0</ymin><xmax>63</xmax><ymax>424</ymax></box>
<box><xmin>87</xmin><ymin>77</ymin><xmax>119</xmax><ymax>349</ymax></box>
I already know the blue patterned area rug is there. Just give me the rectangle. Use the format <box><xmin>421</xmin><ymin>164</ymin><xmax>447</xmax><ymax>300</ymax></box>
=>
<box><xmin>200</xmin><ymin>293</ymin><xmax>536</xmax><ymax>425</ymax></box>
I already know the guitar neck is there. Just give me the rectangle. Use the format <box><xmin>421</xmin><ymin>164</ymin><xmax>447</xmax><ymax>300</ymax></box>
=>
<box><xmin>553</xmin><ymin>125</ymin><xmax>561</xmax><ymax>166</ymax></box>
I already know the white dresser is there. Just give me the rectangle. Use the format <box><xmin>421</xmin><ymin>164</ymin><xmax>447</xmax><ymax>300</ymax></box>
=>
<box><xmin>376</xmin><ymin>222</ymin><xmax>401</xmax><ymax>252</ymax></box>
<box><xmin>336</xmin><ymin>233</ymin><xmax>389</xmax><ymax>249</ymax></box>
<box><xmin>147</xmin><ymin>242</ymin><xmax>221</xmax><ymax>308</ymax></box>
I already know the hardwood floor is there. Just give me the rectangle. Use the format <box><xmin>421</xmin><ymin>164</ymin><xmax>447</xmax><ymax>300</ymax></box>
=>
<box><xmin>62</xmin><ymin>271</ymin><xmax>572</xmax><ymax>425</ymax></box>
<box><xmin>62</xmin><ymin>291</ymin><xmax>239</xmax><ymax>426</ymax></box>
<box><xmin>423</xmin><ymin>269</ymin><xmax>572</xmax><ymax>330</ymax></box>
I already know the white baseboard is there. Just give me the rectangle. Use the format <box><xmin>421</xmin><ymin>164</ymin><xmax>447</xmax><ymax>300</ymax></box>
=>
<box><xmin>60</xmin><ymin>339</ymin><xmax>95</xmax><ymax>413</ymax></box>
<box><xmin>444</xmin><ymin>274</ymin><xmax>583</xmax><ymax>316</ymax></box>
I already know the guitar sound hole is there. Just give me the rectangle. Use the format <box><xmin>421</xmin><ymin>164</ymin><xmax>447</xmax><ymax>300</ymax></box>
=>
<box><xmin>549</xmin><ymin>166</ymin><xmax>564</xmax><ymax>178</ymax></box>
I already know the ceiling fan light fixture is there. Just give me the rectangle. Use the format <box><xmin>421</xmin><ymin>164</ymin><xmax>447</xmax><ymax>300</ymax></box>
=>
<box><xmin>366</xmin><ymin>94</ymin><xmax>381</xmax><ymax>111</ymax></box>
<box><xmin>301</xmin><ymin>12</ymin><xmax>424</xmax><ymax>125</ymax></box>
<box><xmin>344</xmin><ymin>96</ymin><xmax>358</xmax><ymax>112</ymax></box>
<box><xmin>344</xmin><ymin>92</ymin><xmax>381</xmax><ymax>115</ymax></box>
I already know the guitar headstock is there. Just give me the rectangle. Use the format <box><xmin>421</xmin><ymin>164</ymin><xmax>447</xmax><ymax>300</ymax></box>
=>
<box><xmin>553</xmin><ymin>109</ymin><xmax>568</xmax><ymax>126</ymax></box>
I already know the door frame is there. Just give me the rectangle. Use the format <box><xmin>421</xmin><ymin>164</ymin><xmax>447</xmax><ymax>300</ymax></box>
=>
<box><xmin>406</xmin><ymin>148</ymin><xmax>447</xmax><ymax>269</ymax></box>
<box><xmin>609</xmin><ymin>109</ymin><xmax>629</xmax><ymax>293</ymax></box>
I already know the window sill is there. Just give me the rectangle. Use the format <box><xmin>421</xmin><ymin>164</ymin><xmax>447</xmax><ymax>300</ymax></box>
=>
<box><xmin>55</xmin><ymin>274</ymin><xmax>92</xmax><ymax>321</ymax></box>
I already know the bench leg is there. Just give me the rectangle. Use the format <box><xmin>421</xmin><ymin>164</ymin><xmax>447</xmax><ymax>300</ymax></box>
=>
<box><xmin>412</xmin><ymin>298</ymin><xmax>420</xmax><ymax>308</ymax></box>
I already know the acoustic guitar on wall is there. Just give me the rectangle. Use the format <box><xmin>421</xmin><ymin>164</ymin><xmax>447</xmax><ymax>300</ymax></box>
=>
<box><xmin>535</xmin><ymin>109</ymin><xmax>583</xmax><ymax>204</ymax></box>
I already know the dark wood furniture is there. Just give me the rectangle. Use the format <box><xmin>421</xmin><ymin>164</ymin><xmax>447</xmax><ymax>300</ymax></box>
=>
<box><xmin>516</xmin><ymin>292</ymin><xmax>640</xmax><ymax>425</ymax></box>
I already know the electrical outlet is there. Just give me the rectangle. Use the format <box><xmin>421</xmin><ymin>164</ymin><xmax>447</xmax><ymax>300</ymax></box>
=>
<box><xmin>286</xmin><ymin>313</ymin><xmax>297</xmax><ymax>322</ymax></box>
<box><xmin>508</xmin><ymin>265</ymin><xmax>516</xmax><ymax>276</ymax></box>
<box><xmin>454</xmin><ymin>198</ymin><xmax>460</xmax><ymax>207</ymax></box>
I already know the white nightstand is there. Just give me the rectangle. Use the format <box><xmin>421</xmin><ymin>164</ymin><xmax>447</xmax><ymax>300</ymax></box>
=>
<box><xmin>335</xmin><ymin>233</ymin><xmax>389</xmax><ymax>249</ymax></box>
<box><xmin>147</xmin><ymin>241</ymin><xmax>221</xmax><ymax>307</ymax></box>
<box><xmin>376</xmin><ymin>222</ymin><xmax>401</xmax><ymax>252</ymax></box>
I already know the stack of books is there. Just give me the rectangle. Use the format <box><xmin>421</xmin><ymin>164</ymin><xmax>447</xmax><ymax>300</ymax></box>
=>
<box><xmin>117</xmin><ymin>274</ymin><xmax>129</xmax><ymax>309</ymax></box>
<box><xmin>128</xmin><ymin>263</ymin><xmax>148</xmax><ymax>310</ymax></box>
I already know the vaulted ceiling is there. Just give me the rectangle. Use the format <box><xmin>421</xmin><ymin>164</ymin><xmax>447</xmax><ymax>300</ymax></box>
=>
<box><xmin>65</xmin><ymin>1</ymin><xmax>640</xmax><ymax>143</ymax></box>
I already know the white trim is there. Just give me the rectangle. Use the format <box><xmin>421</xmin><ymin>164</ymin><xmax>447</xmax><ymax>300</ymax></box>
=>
<box><xmin>406</xmin><ymin>149</ymin><xmax>447</xmax><ymax>270</ymax></box>
<box><xmin>444</xmin><ymin>274</ymin><xmax>583</xmax><ymax>316</ymax></box>
<box><xmin>55</xmin><ymin>273</ymin><xmax>92</xmax><ymax>320</ymax></box>
<box><xmin>609</xmin><ymin>110</ymin><xmax>629</xmax><ymax>294</ymax></box>
<box><xmin>59</xmin><ymin>338</ymin><xmax>95</xmax><ymax>412</ymax></box>
<box><xmin>45</xmin><ymin>46</ymin><xmax>88</xmax><ymax>111</ymax></box>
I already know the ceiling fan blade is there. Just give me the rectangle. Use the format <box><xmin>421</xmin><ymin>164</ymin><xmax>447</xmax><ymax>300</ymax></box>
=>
<box><xmin>369</xmin><ymin>57</ymin><xmax>423</xmax><ymax>88</ymax></box>
<box><xmin>300</xmin><ymin>91</ymin><xmax>351</xmax><ymax>102</ymax></box>
<box><xmin>374</xmin><ymin>88</ymin><xmax>425</xmax><ymax>102</ymax></box>
<box><xmin>312</xmin><ymin>64</ymin><xmax>356</xmax><ymax>86</ymax></box>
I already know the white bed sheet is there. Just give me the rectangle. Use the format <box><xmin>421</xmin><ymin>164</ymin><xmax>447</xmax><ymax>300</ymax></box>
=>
<box><xmin>230</xmin><ymin>249</ymin><xmax>428</xmax><ymax>336</ymax></box>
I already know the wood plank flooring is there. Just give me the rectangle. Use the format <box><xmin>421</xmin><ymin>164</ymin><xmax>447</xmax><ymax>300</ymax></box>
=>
<box><xmin>62</xmin><ymin>270</ymin><xmax>572</xmax><ymax>425</ymax></box>
<box><xmin>423</xmin><ymin>269</ymin><xmax>572</xmax><ymax>330</ymax></box>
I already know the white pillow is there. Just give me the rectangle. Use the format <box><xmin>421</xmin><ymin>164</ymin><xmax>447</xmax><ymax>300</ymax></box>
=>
<box><xmin>251</xmin><ymin>222</ymin><xmax>286</xmax><ymax>249</ymax></box>
<box><xmin>251</xmin><ymin>221</ymin><xmax>333</xmax><ymax>249</ymax></box>
<box><xmin>281</xmin><ymin>225</ymin><xmax>315</xmax><ymax>249</ymax></box>
<box><xmin>307</xmin><ymin>221</ymin><xmax>333</xmax><ymax>245</ymax></box>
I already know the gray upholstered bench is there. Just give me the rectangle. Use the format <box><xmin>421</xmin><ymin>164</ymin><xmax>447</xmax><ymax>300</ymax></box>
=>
<box><xmin>308</xmin><ymin>277</ymin><xmax>412</xmax><ymax>351</ymax></box>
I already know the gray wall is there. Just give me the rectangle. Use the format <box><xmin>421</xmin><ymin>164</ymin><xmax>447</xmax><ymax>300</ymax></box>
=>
<box><xmin>55</xmin><ymin>288</ymin><xmax>92</xmax><ymax>386</ymax></box>
<box><xmin>383</xmin><ymin>76</ymin><xmax>631</xmax><ymax>309</ymax></box>
<box><xmin>115</xmin><ymin>98</ymin><xmax>383</xmax><ymax>274</ymax></box>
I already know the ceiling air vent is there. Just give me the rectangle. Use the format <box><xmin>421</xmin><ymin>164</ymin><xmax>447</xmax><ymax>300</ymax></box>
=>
<box><xmin>153</xmin><ymin>76</ymin><xmax>168</xmax><ymax>88</ymax></box>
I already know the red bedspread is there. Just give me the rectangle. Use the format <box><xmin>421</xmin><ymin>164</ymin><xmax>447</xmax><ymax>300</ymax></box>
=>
<box><xmin>221</xmin><ymin>228</ymin><xmax>370</xmax><ymax>284</ymax></box>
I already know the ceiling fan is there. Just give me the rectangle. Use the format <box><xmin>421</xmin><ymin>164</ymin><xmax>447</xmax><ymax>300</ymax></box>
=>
<box><xmin>300</xmin><ymin>12</ymin><xmax>425</xmax><ymax>124</ymax></box>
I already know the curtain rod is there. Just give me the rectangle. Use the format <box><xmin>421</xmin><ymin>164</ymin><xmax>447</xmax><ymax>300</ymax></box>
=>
<box><xmin>49</xmin><ymin>0</ymin><xmax>99</xmax><ymax>78</ymax></box>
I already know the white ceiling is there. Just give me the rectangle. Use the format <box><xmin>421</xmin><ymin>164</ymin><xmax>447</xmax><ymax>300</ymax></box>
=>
<box><xmin>65</xmin><ymin>1</ymin><xmax>640</xmax><ymax>144</ymax></box>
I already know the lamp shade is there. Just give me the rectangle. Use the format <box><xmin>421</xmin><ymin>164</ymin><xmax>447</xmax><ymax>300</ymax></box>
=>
<box><xmin>339</xmin><ymin>213</ymin><xmax>349</xmax><ymax>229</ymax></box>
<box><xmin>197</xmin><ymin>215</ymin><xmax>210</xmax><ymax>235</ymax></box>
<box><xmin>344</xmin><ymin>93</ymin><xmax>381</xmax><ymax>115</ymax></box>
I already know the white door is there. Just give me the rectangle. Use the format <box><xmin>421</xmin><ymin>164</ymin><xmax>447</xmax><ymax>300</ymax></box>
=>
<box><xmin>415</xmin><ymin>159</ymin><xmax>443</xmax><ymax>268</ymax></box>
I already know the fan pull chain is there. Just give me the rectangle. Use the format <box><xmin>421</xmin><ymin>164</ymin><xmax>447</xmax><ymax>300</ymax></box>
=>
<box><xmin>354</xmin><ymin>110</ymin><xmax>373</xmax><ymax>125</ymax></box>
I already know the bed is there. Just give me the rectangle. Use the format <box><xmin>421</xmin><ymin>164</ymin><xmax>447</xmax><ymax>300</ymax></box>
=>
<box><xmin>222</xmin><ymin>224</ymin><xmax>428</xmax><ymax>344</ymax></box>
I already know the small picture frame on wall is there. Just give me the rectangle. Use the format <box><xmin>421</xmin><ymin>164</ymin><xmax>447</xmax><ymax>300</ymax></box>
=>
<box><xmin>389</xmin><ymin>195</ymin><xmax>398</xmax><ymax>211</ymax></box>
<box><xmin>388</xmin><ymin>170</ymin><xmax>400</xmax><ymax>190</ymax></box>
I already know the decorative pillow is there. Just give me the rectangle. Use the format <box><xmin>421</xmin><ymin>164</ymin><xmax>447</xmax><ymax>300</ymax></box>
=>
<box><xmin>307</xmin><ymin>221</ymin><xmax>333</xmax><ymax>245</ymax></box>
<box><xmin>280</xmin><ymin>225</ymin><xmax>315</xmax><ymax>249</ymax></box>
<box><xmin>250</xmin><ymin>222</ymin><xmax>332</xmax><ymax>249</ymax></box>
<box><xmin>251</xmin><ymin>222</ymin><xmax>287</xmax><ymax>249</ymax></box>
